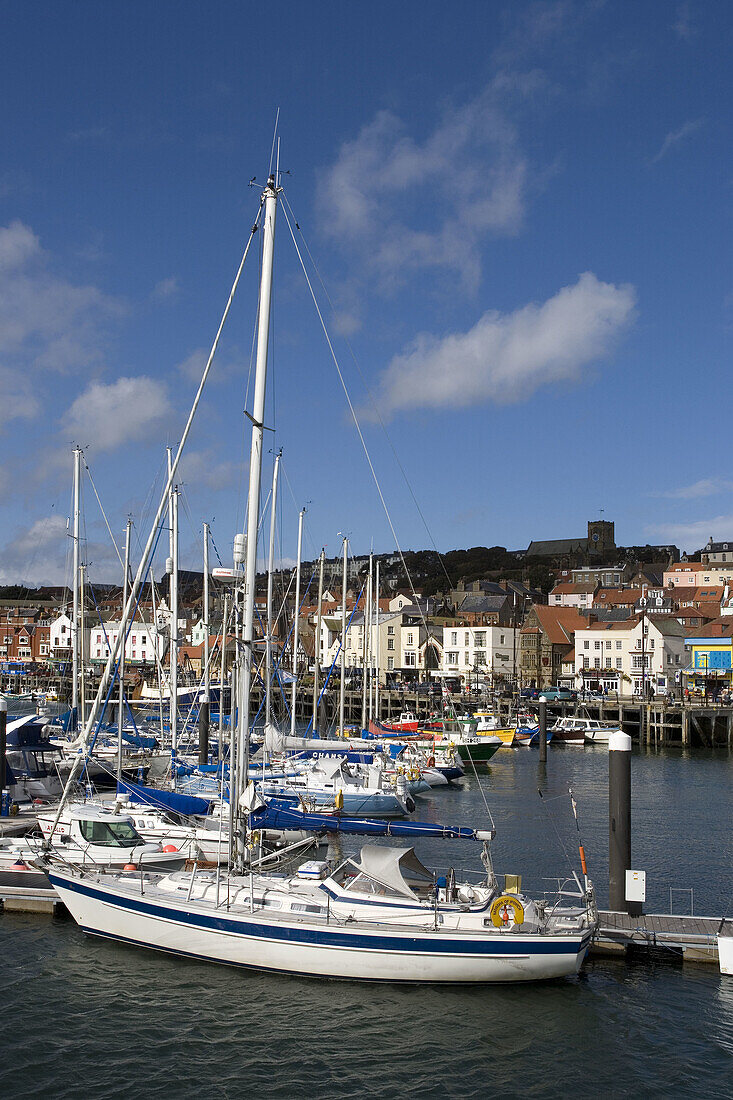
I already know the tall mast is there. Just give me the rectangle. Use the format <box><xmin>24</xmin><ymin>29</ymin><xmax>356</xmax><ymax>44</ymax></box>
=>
<box><xmin>218</xmin><ymin>593</ymin><xmax>227</xmax><ymax>762</ymax></box>
<box><xmin>71</xmin><ymin>447</ymin><xmax>81</xmax><ymax>723</ymax></box>
<box><xmin>265</xmin><ymin>452</ymin><xmax>281</xmax><ymax>730</ymax></box>
<box><xmin>203</xmin><ymin>522</ymin><xmax>210</xmax><ymax>704</ymax></box>
<box><xmin>79</xmin><ymin>563</ymin><xmax>86</xmax><ymax>728</ymax></box>
<box><xmin>117</xmin><ymin>518</ymin><xmax>131</xmax><ymax>780</ymax></box>
<box><xmin>290</xmin><ymin>507</ymin><xmax>305</xmax><ymax>738</ymax></box>
<box><xmin>375</xmin><ymin>560</ymin><xmax>381</xmax><ymax>723</ymax></box>
<box><xmin>236</xmin><ymin>171</ymin><xmax>279</xmax><ymax>822</ymax></box>
<box><xmin>167</xmin><ymin>447</ymin><xmax>179</xmax><ymax>774</ymax></box>
<box><xmin>312</xmin><ymin>549</ymin><xmax>324</xmax><ymax>731</ymax></box>
<box><xmin>361</xmin><ymin>557</ymin><xmax>371</xmax><ymax>731</ymax></box>
<box><xmin>339</xmin><ymin>537</ymin><xmax>348</xmax><ymax>737</ymax></box>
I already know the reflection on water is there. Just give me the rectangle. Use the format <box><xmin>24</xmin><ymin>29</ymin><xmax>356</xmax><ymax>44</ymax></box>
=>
<box><xmin>1</xmin><ymin>745</ymin><xmax>731</xmax><ymax>1098</ymax></box>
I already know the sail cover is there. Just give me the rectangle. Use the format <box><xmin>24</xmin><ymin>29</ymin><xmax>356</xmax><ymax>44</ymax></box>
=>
<box><xmin>249</xmin><ymin>799</ymin><xmax>479</xmax><ymax>840</ymax></box>
<box><xmin>117</xmin><ymin>780</ymin><xmax>211</xmax><ymax>816</ymax></box>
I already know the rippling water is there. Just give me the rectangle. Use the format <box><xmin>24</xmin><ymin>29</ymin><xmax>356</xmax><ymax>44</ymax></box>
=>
<box><xmin>1</xmin><ymin>745</ymin><xmax>731</xmax><ymax>1098</ymax></box>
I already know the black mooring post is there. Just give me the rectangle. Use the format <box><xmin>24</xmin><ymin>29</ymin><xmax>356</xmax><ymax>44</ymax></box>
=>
<box><xmin>609</xmin><ymin>731</ymin><xmax>632</xmax><ymax>912</ymax></box>
<box><xmin>198</xmin><ymin>697</ymin><xmax>210</xmax><ymax>765</ymax></box>
<box><xmin>538</xmin><ymin>700</ymin><xmax>547</xmax><ymax>762</ymax></box>
<box><xmin>0</xmin><ymin>698</ymin><xmax>7</xmax><ymax>809</ymax></box>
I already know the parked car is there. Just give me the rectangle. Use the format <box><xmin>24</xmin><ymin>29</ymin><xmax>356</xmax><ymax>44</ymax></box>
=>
<box><xmin>520</xmin><ymin>687</ymin><xmax>540</xmax><ymax>700</ymax></box>
<box><xmin>536</xmin><ymin>686</ymin><xmax>578</xmax><ymax>702</ymax></box>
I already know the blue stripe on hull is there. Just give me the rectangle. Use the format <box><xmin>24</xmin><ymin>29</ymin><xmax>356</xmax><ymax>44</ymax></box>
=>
<box><xmin>50</xmin><ymin>873</ymin><xmax>591</xmax><ymax>959</ymax></box>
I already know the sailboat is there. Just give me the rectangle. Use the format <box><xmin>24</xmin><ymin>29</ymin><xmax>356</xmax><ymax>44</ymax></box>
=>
<box><xmin>41</xmin><ymin>165</ymin><xmax>597</xmax><ymax>983</ymax></box>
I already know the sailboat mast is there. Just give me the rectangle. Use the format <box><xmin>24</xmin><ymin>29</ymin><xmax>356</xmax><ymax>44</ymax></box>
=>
<box><xmin>312</xmin><ymin>549</ymin><xmax>324</xmax><ymax>731</ymax></box>
<box><xmin>79</xmin><ymin>563</ymin><xmax>86</xmax><ymax>727</ymax></box>
<box><xmin>290</xmin><ymin>507</ymin><xmax>305</xmax><ymax>737</ymax></box>
<box><xmin>71</xmin><ymin>446</ymin><xmax>81</xmax><ymax>722</ymax></box>
<box><xmin>203</xmin><ymin>522</ymin><xmax>210</xmax><ymax>707</ymax></box>
<box><xmin>117</xmin><ymin>518</ymin><xmax>131</xmax><ymax>780</ymax></box>
<box><xmin>375</xmin><ymin>560</ymin><xmax>381</xmax><ymax>723</ymax></box>
<box><xmin>236</xmin><ymin>172</ymin><xmax>279</xmax><ymax>818</ymax></box>
<box><xmin>361</xmin><ymin>557</ymin><xmax>371</xmax><ymax>731</ymax></box>
<box><xmin>218</xmin><ymin>593</ymin><xmax>227</xmax><ymax>762</ymax></box>
<box><xmin>167</xmin><ymin>448</ymin><xmax>179</xmax><ymax>774</ymax></box>
<box><xmin>339</xmin><ymin>537</ymin><xmax>348</xmax><ymax>736</ymax></box>
<box><xmin>265</xmin><ymin>452</ymin><xmax>281</xmax><ymax>730</ymax></box>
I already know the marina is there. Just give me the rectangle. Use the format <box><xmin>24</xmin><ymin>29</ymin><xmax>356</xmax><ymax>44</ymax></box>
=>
<box><xmin>1</xmin><ymin>2</ymin><xmax>732</xmax><ymax>1094</ymax></box>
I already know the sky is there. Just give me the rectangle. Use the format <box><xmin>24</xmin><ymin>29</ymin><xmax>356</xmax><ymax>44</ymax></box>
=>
<box><xmin>0</xmin><ymin>0</ymin><xmax>731</xmax><ymax>587</ymax></box>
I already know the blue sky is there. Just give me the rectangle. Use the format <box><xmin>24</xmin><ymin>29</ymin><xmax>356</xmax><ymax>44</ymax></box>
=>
<box><xmin>0</xmin><ymin>0</ymin><xmax>731</xmax><ymax>585</ymax></box>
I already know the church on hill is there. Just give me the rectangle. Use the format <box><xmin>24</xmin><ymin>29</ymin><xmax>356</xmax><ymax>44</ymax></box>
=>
<box><xmin>523</xmin><ymin>520</ymin><xmax>616</xmax><ymax>566</ymax></box>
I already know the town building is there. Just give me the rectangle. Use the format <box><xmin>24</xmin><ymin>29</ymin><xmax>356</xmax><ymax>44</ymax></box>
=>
<box><xmin>441</xmin><ymin>624</ymin><xmax>519</xmax><ymax>686</ymax></box>
<box><xmin>519</xmin><ymin>605</ymin><xmax>586</xmax><ymax>689</ymax></box>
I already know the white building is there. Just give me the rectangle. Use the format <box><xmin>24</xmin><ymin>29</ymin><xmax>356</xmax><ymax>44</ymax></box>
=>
<box><xmin>441</xmin><ymin>624</ymin><xmax>519</xmax><ymax>684</ymax></box>
<box><xmin>574</xmin><ymin>614</ymin><xmax>686</xmax><ymax>694</ymax></box>
<box><xmin>89</xmin><ymin>619</ymin><xmax>165</xmax><ymax>665</ymax></box>
<box><xmin>49</xmin><ymin>612</ymin><xmax>91</xmax><ymax>664</ymax></box>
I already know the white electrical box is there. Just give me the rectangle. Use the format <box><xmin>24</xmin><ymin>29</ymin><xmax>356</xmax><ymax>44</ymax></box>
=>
<box><xmin>625</xmin><ymin>870</ymin><xmax>646</xmax><ymax>903</ymax></box>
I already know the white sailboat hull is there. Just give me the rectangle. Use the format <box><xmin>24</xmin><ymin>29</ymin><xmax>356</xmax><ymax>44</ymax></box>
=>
<box><xmin>48</xmin><ymin>869</ymin><xmax>592</xmax><ymax>983</ymax></box>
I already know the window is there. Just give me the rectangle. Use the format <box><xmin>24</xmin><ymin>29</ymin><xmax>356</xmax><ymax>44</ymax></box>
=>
<box><xmin>606</xmin><ymin>640</ymin><xmax>611</xmax><ymax>649</ymax></box>
<box><xmin>584</xmin><ymin>640</ymin><xmax>589</xmax><ymax>650</ymax></box>
<box><xmin>594</xmin><ymin>658</ymin><xmax>600</xmax><ymax>668</ymax></box>
<box><xmin>404</xmin><ymin>652</ymin><xmax>416</xmax><ymax>667</ymax></box>
<box><xmin>96</xmin><ymin>648</ymin><xmax>101</xmax><ymax>657</ymax></box>
<box><xmin>616</xmin><ymin>640</ymin><xmax>622</xmax><ymax>650</ymax></box>
<box><xmin>79</xmin><ymin>818</ymin><xmax>141</xmax><ymax>847</ymax></box>
<box><xmin>387</xmin><ymin>657</ymin><xmax>394</xmax><ymax>671</ymax></box>
<box><xmin>605</xmin><ymin>657</ymin><xmax>612</xmax><ymax>668</ymax></box>
<box><xmin>387</xmin><ymin>639</ymin><xmax>394</xmax><ymax>651</ymax></box>
<box><xmin>474</xmin><ymin>632</ymin><xmax>486</xmax><ymax>647</ymax></box>
<box><xmin>500</xmin><ymin>634</ymin><xmax>505</xmax><ymax>644</ymax></box>
<box><xmin>583</xmin><ymin>656</ymin><xmax>590</xmax><ymax>668</ymax></box>
<box><xmin>616</xmin><ymin>658</ymin><xmax>622</xmax><ymax>669</ymax></box>
<box><xmin>650</xmin><ymin>638</ymin><xmax>654</xmax><ymax>649</ymax></box>
<box><xmin>632</xmin><ymin>655</ymin><xmax>649</xmax><ymax>669</ymax></box>
<box><xmin>447</xmin><ymin>651</ymin><xmax>458</xmax><ymax>665</ymax></box>
<box><xmin>464</xmin><ymin>633</ymin><xmax>469</xmax><ymax>646</ymax></box>
<box><xmin>475</xmin><ymin>652</ymin><xmax>486</xmax><ymax>665</ymax></box>
<box><xmin>387</xmin><ymin>626</ymin><xmax>394</xmax><ymax>636</ymax></box>
<box><xmin>61</xmin><ymin>624</ymin><xmax>67</xmax><ymax>634</ymax></box>
<box><xmin>595</xmin><ymin>641</ymin><xmax>601</xmax><ymax>650</ymax></box>
<box><xmin>406</xmin><ymin>632</ymin><xmax>413</xmax><ymax>645</ymax></box>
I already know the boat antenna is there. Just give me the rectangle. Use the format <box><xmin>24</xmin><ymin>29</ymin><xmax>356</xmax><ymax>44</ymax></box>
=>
<box><xmin>269</xmin><ymin>108</ymin><xmax>280</xmax><ymax>177</ymax></box>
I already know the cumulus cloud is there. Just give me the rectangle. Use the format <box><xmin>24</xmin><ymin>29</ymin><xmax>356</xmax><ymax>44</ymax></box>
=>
<box><xmin>0</xmin><ymin>515</ymin><xmax>69</xmax><ymax>584</ymax></box>
<box><xmin>651</xmin><ymin>119</ymin><xmax>704</xmax><ymax>164</ymax></box>
<box><xmin>318</xmin><ymin>80</ymin><xmax>531</xmax><ymax>291</ymax></box>
<box><xmin>152</xmin><ymin>275</ymin><xmax>179</xmax><ymax>301</ymax></box>
<box><xmin>672</xmin><ymin>3</ymin><xmax>695</xmax><ymax>40</ymax></box>
<box><xmin>0</xmin><ymin>219</ymin><xmax>122</xmax><ymax>376</ymax></box>
<box><xmin>646</xmin><ymin>515</ymin><xmax>733</xmax><ymax>554</ymax></box>
<box><xmin>176</xmin><ymin>448</ymin><xmax>238</xmax><ymax>490</ymax></box>
<box><xmin>656</xmin><ymin>479</ymin><xmax>733</xmax><ymax>500</ymax></box>
<box><xmin>64</xmin><ymin>376</ymin><xmax>172</xmax><ymax>452</ymax></box>
<box><xmin>371</xmin><ymin>272</ymin><xmax>636</xmax><ymax>418</ymax></box>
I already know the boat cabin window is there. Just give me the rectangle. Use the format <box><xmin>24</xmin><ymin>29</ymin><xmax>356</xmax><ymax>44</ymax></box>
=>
<box><xmin>79</xmin><ymin>819</ymin><xmax>142</xmax><ymax>847</ymax></box>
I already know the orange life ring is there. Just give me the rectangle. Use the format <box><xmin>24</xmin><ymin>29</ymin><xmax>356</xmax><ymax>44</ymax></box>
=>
<box><xmin>427</xmin><ymin>756</ymin><xmax>436</xmax><ymax>768</ymax></box>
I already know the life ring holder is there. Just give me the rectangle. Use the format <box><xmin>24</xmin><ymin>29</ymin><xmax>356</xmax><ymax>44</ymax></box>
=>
<box><xmin>489</xmin><ymin>894</ymin><xmax>525</xmax><ymax>928</ymax></box>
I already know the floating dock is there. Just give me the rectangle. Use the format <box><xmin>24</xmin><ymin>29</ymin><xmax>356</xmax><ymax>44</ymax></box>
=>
<box><xmin>592</xmin><ymin>909</ymin><xmax>730</xmax><ymax>965</ymax></box>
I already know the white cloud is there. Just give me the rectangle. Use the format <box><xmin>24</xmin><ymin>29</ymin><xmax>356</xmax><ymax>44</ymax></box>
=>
<box><xmin>0</xmin><ymin>219</ymin><xmax>122</xmax><ymax>375</ymax></box>
<box><xmin>152</xmin><ymin>276</ymin><xmax>179</xmax><ymax>301</ymax></box>
<box><xmin>371</xmin><ymin>272</ymin><xmax>636</xmax><ymax>418</ymax></box>
<box><xmin>318</xmin><ymin>80</ymin><xmax>531</xmax><ymax>291</ymax></box>
<box><xmin>646</xmin><ymin>515</ymin><xmax>733</xmax><ymax>554</ymax></box>
<box><xmin>175</xmin><ymin>345</ymin><xmax>244</xmax><ymax>384</ymax></box>
<box><xmin>651</xmin><ymin>119</ymin><xmax>703</xmax><ymax>164</ymax></box>
<box><xmin>672</xmin><ymin>3</ymin><xmax>695</xmax><ymax>40</ymax></box>
<box><xmin>656</xmin><ymin>479</ymin><xmax>733</xmax><ymax>500</ymax></box>
<box><xmin>64</xmin><ymin>376</ymin><xmax>171</xmax><ymax>452</ymax></box>
<box><xmin>176</xmin><ymin>448</ymin><xmax>238</xmax><ymax>490</ymax></box>
<box><xmin>0</xmin><ymin>515</ymin><xmax>69</xmax><ymax>584</ymax></box>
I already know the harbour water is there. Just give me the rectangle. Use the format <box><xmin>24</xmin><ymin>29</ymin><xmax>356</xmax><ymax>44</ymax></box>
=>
<box><xmin>1</xmin><ymin>745</ymin><xmax>731</xmax><ymax>1098</ymax></box>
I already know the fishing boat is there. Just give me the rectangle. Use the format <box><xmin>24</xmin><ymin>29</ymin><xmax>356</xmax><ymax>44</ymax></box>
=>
<box><xmin>549</xmin><ymin>716</ymin><xmax>621</xmax><ymax>745</ymax></box>
<box><xmin>39</xmin><ymin>164</ymin><xmax>597</xmax><ymax>984</ymax></box>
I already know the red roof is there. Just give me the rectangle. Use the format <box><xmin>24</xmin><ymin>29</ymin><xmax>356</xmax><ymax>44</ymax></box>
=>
<box><xmin>527</xmin><ymin>605</ymin><xmax>587</xmax><ymax>645</ymax></box>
